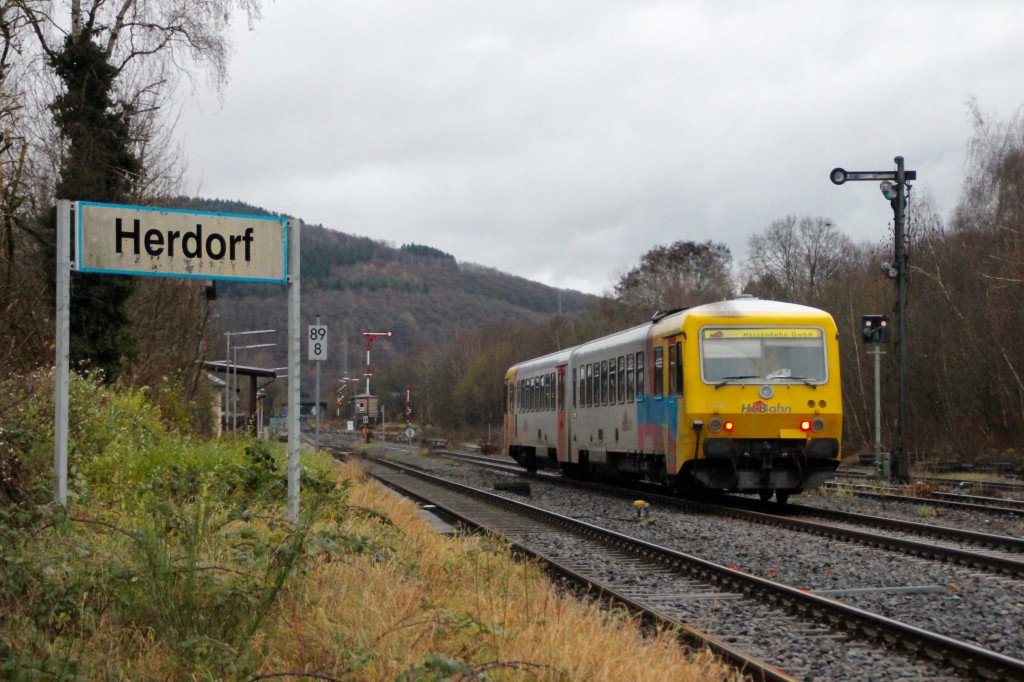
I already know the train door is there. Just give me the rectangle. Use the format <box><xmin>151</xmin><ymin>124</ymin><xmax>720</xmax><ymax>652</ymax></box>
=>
<box><xmin>664</xmin><ymin>338</ymin><xmax>682</xmax><ymax>473</ymax></box>
<box><xmin>503</xmin><ymin>376</ymin><xmax>515</xmax><ymax>456</ymax></box>
<box><xmin>557</xmin><ymin>365</ymin><xmax>568</xmax><ymax>462</ymax></box>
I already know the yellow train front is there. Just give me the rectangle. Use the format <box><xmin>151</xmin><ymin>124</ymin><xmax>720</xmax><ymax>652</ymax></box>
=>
<box><xmin>667</xmin><ymin>297</ymin><xmax>842</xmax><ymax>503</ymax></box>
<box><xmin>504</xmin><ymin>296</ymin><xmax>842</xmax><ymax>503</ymax></box>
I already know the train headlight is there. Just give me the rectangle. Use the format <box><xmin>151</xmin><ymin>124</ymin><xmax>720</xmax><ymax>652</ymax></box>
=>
<box><xmin>799</xmin><ymin>420</ymin><xmax>812</xmax><ymax>432</ymax></box>
<box><xmin>708</xmin><ymin>418</ymin><xmax>723</xmax><ymax>433</ymax></box>
<box><xmin>812</xmin><ymin>418</ymin><xmax>825</xmax><ymax>432</ymax></box>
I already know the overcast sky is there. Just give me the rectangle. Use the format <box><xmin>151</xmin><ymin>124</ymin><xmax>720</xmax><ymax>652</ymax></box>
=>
<box><xmin>178</xmin><ymin>1</ymin><xmax>1024</xmax><ymax>295</ymax></box>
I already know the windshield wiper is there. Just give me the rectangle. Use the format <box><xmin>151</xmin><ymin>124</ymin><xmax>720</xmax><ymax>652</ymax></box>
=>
<box><xmin>714</xmin><ymin>375</ymin><xmax>760</xmax><ymax>389</ymax></box>
<box><xmin>770</xmin><ymin>375</ymin><xmax>818</xmax><ymax>388</ymax></box>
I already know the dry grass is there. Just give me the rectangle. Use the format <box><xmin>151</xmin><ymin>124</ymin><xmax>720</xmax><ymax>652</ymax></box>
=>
<box><xmin>258</xmin><ymin>460</ymin><xmax>736</xmax><ymax>681</ymax></box>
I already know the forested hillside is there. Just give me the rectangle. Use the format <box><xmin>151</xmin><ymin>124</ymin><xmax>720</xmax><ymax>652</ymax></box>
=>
<box><xmin>179</xmin><ymin>197</ymin><xmax>599</xmax><ymax>414</ymax></box>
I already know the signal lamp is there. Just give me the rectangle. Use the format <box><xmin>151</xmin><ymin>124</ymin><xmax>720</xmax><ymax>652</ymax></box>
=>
<box><xmin>723</xmin><ymin>421</ymin><xmax>735</xmax><ymax>432</ymax></box>
<box><xmin>708</xmin><ymin>418</ymin><xmax>723</xmax><ymax>432</ymax></box>
<box><xmin>812</xmin><ymin>418</ymin><xmax>825</xmax><ymax>432</ymax></box>
<box><xmin>800</xmin><ymin>420</ymin><xmax>812</xmax><ymax>432</ymax></box>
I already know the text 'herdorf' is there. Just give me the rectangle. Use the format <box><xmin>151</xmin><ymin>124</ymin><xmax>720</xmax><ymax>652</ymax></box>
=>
<box><xmin>115</xmin><ymin>218</ymin><xmax>255</xmax><ymax>262</ymax></box>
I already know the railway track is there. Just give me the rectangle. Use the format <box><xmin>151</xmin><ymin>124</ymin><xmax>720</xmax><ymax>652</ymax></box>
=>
<box><xmin>424</xmin><ymin>446</ymin><xmax>1024</xmax><ymax>579</ymax></box>
<box><xmin>317</xmin><ymin>432</ymin><xmax>1024</xmax><ymax>675</ymax></box>
<box><xmin>343</xmin><ymin>449</ymin><xmax>1024</xmax><ymax>681</ymax></box>
<box><xmin>826</xmin><ymin>480</ymin><xmax>1024</xmax><ymax>515</ymax></box>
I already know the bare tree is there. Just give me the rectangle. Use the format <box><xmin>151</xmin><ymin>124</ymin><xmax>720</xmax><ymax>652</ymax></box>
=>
<box><xmin>614</xmin><ymin>240</ymin><xmax>733</xmax><ymax>312</ymax></box>
<box><xmin>745</xmin><ymin>215</ymin><xmax>855</xmax><ymax>304</ymax></box>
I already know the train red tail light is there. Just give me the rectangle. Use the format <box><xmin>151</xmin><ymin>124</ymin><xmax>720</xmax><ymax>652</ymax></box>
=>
<box><xmin>800</xmin><ymin>420</ymin><xmax>812</xmax><ymax>432</ymax></box>
<box><xmin>724</xmin><ymin>421</ymin><xmax>735</xmax><ymax>432</ymax></box>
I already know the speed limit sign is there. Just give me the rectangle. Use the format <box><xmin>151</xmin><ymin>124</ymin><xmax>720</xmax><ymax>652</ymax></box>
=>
<box><xmin>308</xmin><ymin>324</ymin><xmax>328</xmax><ymax>361</ymax></box>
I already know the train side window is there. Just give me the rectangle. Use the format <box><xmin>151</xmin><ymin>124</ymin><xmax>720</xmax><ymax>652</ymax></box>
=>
<box><xmin>572</xmin><ymin>368</ymin><xmax>577</xmax><ymax>409</ymax></box>
<box><xmin>636</xmin><ymin>352</ymin><xmax>645</xmax><ymax>398</ymax></box>
<box><xmin>675</xmin><ymin>341</ymin><xmax>683</xmax><ymax>395</ymax></box>
<box><xmin>549</xmin><ymin>372</ymin><xmax>555</xmax><ymax>410</ymax></box>
<box><xmin>601</xmin><ymin>360</ymin><xmax>608</xmax><ymax>405</ymax></box>
<box><xmin>653</xmin><ymin>346</ymin><xmax>664</xmax><ymax>397</ymax></box>
<box><xmin>585</xmin><ymin>363</ymin><xmax>593</xmax><ymax>407</ymax></box>
<box><xmin>608</xmin><ymin>357</ymin><xmax>617</xmax><ymax>405</ymax></box>
<box><xmin>626</xmin><ymin>354</ymin><xmax>634</xmax><ymax>402</ymax></box>
<box><xmin>617</xmin><ymin>355</ymin><xmax>625</xmax><ymax>403</ymax></box>
<box><xmin>591</xmin><ymin>362</ymin><xmax>599</xmax><ymax>407</ymax></box>
<box><xmin>668</xmin><ymin>342</ymin><xmax>677</xmax><ymax>394</ymax></box>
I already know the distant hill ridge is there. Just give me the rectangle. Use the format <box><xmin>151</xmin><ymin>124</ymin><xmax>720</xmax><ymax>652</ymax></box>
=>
<box><xmin>173</xmin><ymin>197</ymin><xmax>597</xmax><ymax>372</ymax></box>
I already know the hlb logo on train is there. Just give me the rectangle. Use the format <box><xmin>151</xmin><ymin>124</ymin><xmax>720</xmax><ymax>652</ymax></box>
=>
<box><xmin>741</xmin><ymin>400</ymin><xmax>793</xmax><ymax>414</ymax></box>
<box><xmin>75</xmin><ymin>201</ymin><xmax>288</xmax><ymax>282</ymax></box>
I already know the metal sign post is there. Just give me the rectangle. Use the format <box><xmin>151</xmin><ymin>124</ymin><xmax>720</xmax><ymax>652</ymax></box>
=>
<box><xmin>53</xmin><ymin>200</ymin><xmax>303</xmax><ymax>522</ymax></box>
<box><xmin>309</xmin><ymin>316</ymin><xmax>327</xmax><ymax>452</ymax></box>
<box><xmin>832</xmin><ymin>158</ymin><xmax>917</xmax><ymax>483</ymax></box>
<box><xmin>54</xmin><ymin>201</ymin><xmax>72</xmax><ymax>506</ymax></box>
<box><xmin>287</xmin><ymin>218</ymin><xmax>302</xmax><ymax>522</ymax></box>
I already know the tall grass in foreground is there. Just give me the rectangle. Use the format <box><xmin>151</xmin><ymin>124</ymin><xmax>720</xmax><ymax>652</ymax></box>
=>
<box><xmin>0</xmin><ymin>371</ymin><xmax>734</xmax><ymax>680</ymax></box>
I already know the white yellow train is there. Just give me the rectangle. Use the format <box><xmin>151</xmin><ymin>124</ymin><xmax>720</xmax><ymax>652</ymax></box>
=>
<box><xmin>503</xmin><ymin>296</ymin><xmax>842</xmax><ymax>503</ymax></box>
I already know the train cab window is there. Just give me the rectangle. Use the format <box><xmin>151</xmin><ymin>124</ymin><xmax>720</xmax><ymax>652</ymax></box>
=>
<box><xmin>608</xmin><ymin>357</ymin><xmax>617</xmax><ymax>405</ymax></box>
<box><xmin>636</xmin><ymin>352</ymin><xmax>645</xmax><ymax>398</ymax></box>
<box><xmin>601</xmin><ymin>360</ymin><xmax>609</xmax><ymax>405</ymax></box>
<box><xmin>653</xmin><ymin>346</ymin><xmax>664</xmax><ymax>397</ymax></box>
<box><xmin>668</xmin><ymin>343</ymin><xmax>677</xmax><ymax>394</ymax></box>
<box><xmin>675</xmin><ymin>341</ymin><xmax>683</xmax><ymax>395</ymax></box>
<box><xmin>617</xmin><ymin>355</ymin><xmax>625</xmax><ymax>403</ymax></box>
<box><xmin>626</xmin><ymin>354</ymin><xmax>635</xmax><ymax>402</ymax></box>
<box><xmin>700</xmin><ymin>327</ymin><xmax>827</xmax><ymax>384</ymax></box>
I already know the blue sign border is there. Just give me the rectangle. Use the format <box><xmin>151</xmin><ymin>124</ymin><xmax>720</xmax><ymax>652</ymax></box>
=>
<box><xmin>75</xmin><ymin>201</ymin><xmax>290</xmax><ymax>283</ymax></box>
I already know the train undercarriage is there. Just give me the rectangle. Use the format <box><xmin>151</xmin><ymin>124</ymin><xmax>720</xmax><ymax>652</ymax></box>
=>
<box><xmin>508</xmin><ymin>436</ymin><xmax>840</xmax><ymax>503</ymax></box>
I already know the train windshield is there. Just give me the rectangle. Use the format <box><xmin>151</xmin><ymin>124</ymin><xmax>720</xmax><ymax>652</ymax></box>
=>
<box><xmin>700</xmin><ymin>327</ymin><xmax>827</xmax><ymax>385</ymax></box>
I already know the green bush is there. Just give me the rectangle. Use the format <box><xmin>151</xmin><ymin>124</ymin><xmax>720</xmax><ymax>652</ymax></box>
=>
<box><xmin>0</xmin><ymin>369</ymin><xmax>363</xmax><ymax>679</ymax></box>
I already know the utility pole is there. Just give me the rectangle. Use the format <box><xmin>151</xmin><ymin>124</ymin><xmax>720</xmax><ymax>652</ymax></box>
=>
<box><xmin>892</xmin><ymin>157</ymin><xmax>911</xmax><ymax>482</ymax></box>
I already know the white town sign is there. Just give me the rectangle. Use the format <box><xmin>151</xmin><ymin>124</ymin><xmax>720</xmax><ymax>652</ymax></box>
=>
<box><xmin>76</xmin><ymin>201</ymin><xmax>288</xmax><ymax>282</ymax></box>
